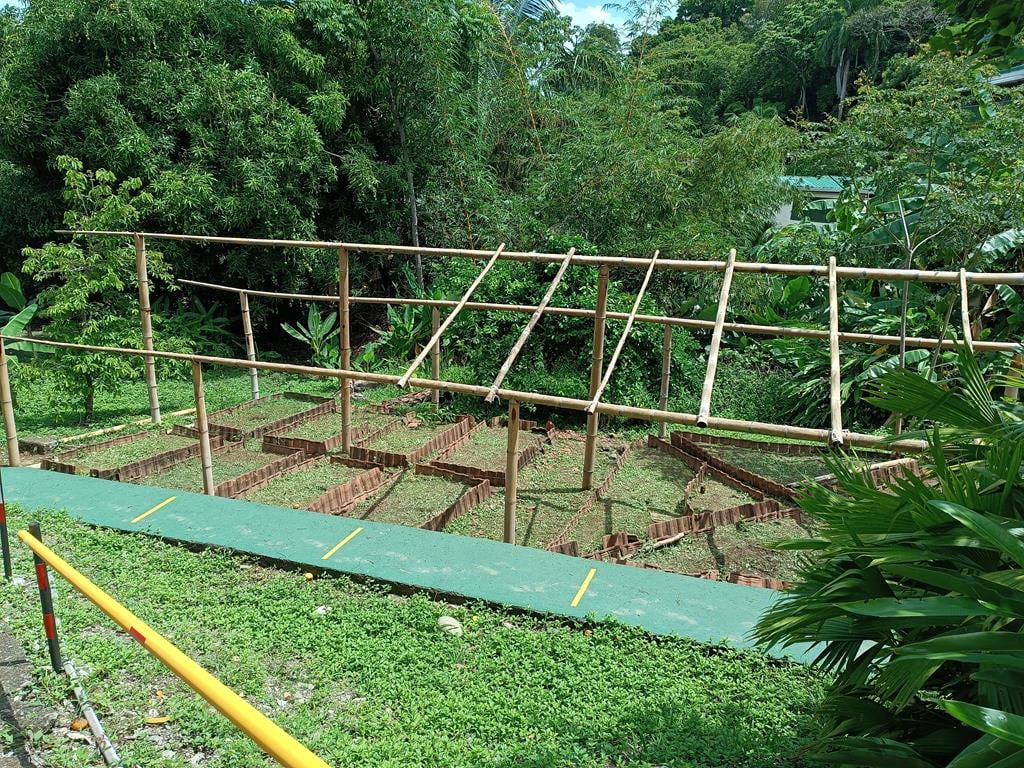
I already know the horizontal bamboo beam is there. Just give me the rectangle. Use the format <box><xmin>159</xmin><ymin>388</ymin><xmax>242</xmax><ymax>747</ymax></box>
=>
<box><xmin>61</xmin><ymin>230</ymin><xmax>1024</xmax><ymax>285</ymax></box>
<box><xmin>586</xmin><ymin>250</ymin><xmax>660</xmax><ymax>414</ymax></box>
<box><xmin>0</xmin><ymin>334</ymin><xmax>929</xmax><ymax>451</ymax></box>
<box><xmin>485</xmin><ymin>247</ymin><xmax>575</xmax><ymax>402</ymax></box>
<box><xmin>178</xmin><ymin>278</ymin><xmax>1020</xmax><ymax>354</ymax></box>
<box><xmin>397</xmin><ymin>243</ymin><xmax>506</xmax><ymax>387</ymax></box>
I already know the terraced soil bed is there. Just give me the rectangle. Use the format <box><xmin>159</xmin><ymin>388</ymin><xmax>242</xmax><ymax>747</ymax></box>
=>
<box><xmin>706</xmin><ymin>446</ymin><xmax>832</xmax><ymax>485</ymax></box>
<box><xmin>210</xmin><ymin>395</ymin><xmax>325</xmax><ymax>433</ymax></box>
<box><xmin>441</xmin><ymin>426</ymin><xmax>543</xmax><ymax>472</ymax></box>
<box><xmin>573</xmin><ymin>447</ymin><xmax>755</xmax><ymax>553</ymax></box>
<box><xmin>136</xmin><ymin>441</ymin><xmax>279</xmax><ymax>493</ymax></box>
<box><xmin>66</xmin><ymin>432</ymin><xmax>196</xmax><ymax>473</ymax></box>
<box><xmin>446</xmin><ymin>435</ymin><xmax>626</xmax><ymax>547</ymax></box>
<box><xmin>351</xmin><ymin>470</ymin><xmax>473</xmax><ymax>527</ymax></box>
<box><xmin>242</xmin><ymin>459</ymin><xmax>367</xmax><ymax>508</ymax></box>
<box><xmin>361</xmin><ymin>421</ymin><xmax>452</xmax><ymax>457</ymax></box>
<box><xmin>633</xmin><ymin>517</ymin><xmax>811</xmax><ymax>582</ymax></box>
<box><xmin>276</xmin><ymin>409</ymin><xmax>394</xmax><ymax>442</ymax></box>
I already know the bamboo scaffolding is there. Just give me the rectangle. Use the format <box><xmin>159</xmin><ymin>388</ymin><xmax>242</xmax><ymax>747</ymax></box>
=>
<box><xmin>431</xmin><ymin>307</ymin><xmax>441</xmax><ymax>408</ymax></box>
<box><xmin>586</xmin><ymin>251</ymin><xmax>660</xmax><ymax>414</ymax></box>
<box><xmin>0</xmin><ymin>339</ymin><xmax>20</xmax><ymax>467</ymax></box>
<box><xmin>397</xmin><ymin>244</ymin><xmax>506</xmax><ymax>387</ymax></box>
<box><xmin>134</xmin><ymin>234</ymin><xmax>161</xmax><ymax>423</ymax></box>
<box><xmin>504</xmin><ymin>400</ymin><xmax>520</xmax><ymax>545</ymax></box>
<box><xmin>486</xmin><ymin>248</ymin><xmax>575</xmax><ymax>402</ymax></box>
<box><xmin>959</xmin><ymin>268</ymin><xmax>973</xmax><ymax>351</ymax></box>
<box><xmin>0</xmin><ymin>335</ymin><xmax>930</xmax><ymax>451</ymax></box>
<box><xmin>582</xmin><ymin>265</ymin><xmax>610</xmax><ymax>490</ymax></box>
<box><xmin>658</xmin><ymin>325</ymin><xmax>672</xmax><ymax>439</ymax></box>
<box><xmin>697</xmin><ymin>249</ymin><xmax>736</xmax><ymax>427</ymax></box>
<box><xmin>238</xmin><ymin>291</ymin><xmax>260</xmax><ymax>400</ymax></box>
<box><xmin>827</xmin><ymin>256</ymin><xmax>844</xmax><ymax>446</ymax></box>
<box><xmin>61</xmin><ymin>230</ymin><xmax>1024</xmax><ymax>285</ymax></box>
<box><xmin>339</xmin><ymin>247</ymin><xmax>352</xmax><ymax>452</ymax></box>
<box><xmin>190</xmin><ymin>361</ymin><xmax>215</xmax><ymax>495</ymax></box>
<box><xmin>178</xmin><ymin>278</ymin><xmax>1021</xmax><ymax>354</ymax></box>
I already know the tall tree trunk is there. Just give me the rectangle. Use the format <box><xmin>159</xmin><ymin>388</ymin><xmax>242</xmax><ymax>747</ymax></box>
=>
<box><xmin>397</xmin><ymin>121</ymin><xmax>424</xmax><ymax>290</ymax></box>
<box><xmin>835</xmin><ymin>50</ymin><xmax>851</xmax><ymax>120</ymax></box>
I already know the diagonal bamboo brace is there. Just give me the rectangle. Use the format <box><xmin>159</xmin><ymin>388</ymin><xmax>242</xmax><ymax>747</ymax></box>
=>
<box><xmin>696</xmin><ymin>249</ymin><xmax>736</xmax><ymax>427</ymax></box>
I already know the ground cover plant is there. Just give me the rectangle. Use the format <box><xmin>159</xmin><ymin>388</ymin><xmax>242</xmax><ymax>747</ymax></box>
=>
<box><xmin>440</xmin><ymin>425</ymin><xmax>543</xmax><ymax>471</ymax></box>
<box><xmin>241</xmin><ymin>459</ymin><xmax>366</xmax><ymax>509</ymax></box>
<box><xmin>275</xmin><ymin>408</ymin><xmax>394</xmax><ymax>442</ymax></box>
<box><xmin>446</xmin><ymin>434</ymin><xmax>626</xmax><ymax>547</ymax></box>
<box><xmin>351</xmin><ymin>471</ymin><xmax>472</xmax><ymax>526</ymax></box>
<box><xmin>61</xmin><ymin>432</ymin><xmax>196</xmax><ymax>473</ymax></box>
<box><xmin>0</xmin><ymin>506</ymin><xmax>825</xmax><ymax>768</ymax></box>
<box><xmin>135</xmin><ymin>441</ymin><xmax>278</xmax><ymax>494</ymax></box>
<box><xmin>209</xmin><ymin>395</ymin><xmax>325</xmax><ymax>433</ymax></box>
<box><xmin>359</xmin><ymin>420</ymin><xmax>451</xmax><ymax>457</ymax></box>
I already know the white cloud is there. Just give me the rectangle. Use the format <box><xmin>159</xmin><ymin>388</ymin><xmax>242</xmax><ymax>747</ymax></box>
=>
<box><xmin>556</xmin><ymin>2</ymin><xmax>620</xmax><ymax>31</ymax></box>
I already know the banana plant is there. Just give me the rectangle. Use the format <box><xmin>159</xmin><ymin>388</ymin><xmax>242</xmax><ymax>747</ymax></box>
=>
<box><xmin>281</xmin><ymin>305</ymin><xmax>340</xmax><ymax>368</ymax></box>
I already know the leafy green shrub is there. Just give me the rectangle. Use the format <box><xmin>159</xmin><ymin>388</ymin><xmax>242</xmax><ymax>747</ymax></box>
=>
<box><xmin>756</xmin><ymin>351</ymin><xmax>1024</xmax><ymax>766</ymax></box>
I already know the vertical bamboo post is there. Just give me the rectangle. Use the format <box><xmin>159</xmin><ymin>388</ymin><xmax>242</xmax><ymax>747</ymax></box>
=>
<box><xmin>959</xmin><ymin>268</ymin><xmax>973</xmax><ymax>351</ymax></box>
<box><xmin>0</xmin><ymin>339</ymin><xmax>20</xmax><ymax>468</ymax></box>
<box><xmin>431</xmin><ymin>307</ymin><xmax>440</xmax><ymax>409</ymax></box>
<box><xmin>504</xmin><ymin>399</ymin><xmax>520</xmax><ymax>545</ymax></box>
<box><xmin>658</xmin><ymin>324</ymin><xmax>672</xmax><ymax>439</ymax></box>
<box><xmin>239</xmin><ymin>291</ymin><xmax>260</xmax><ymax>400</ymax></box>
<box><xmin>1006</xmin><ymin>352</ymin><xmax>1022</xmax><ymax>401</ymax></box>
<box><xmin>582</xmin><ymin>265</ymin><xmax>610</xmax><ymax>490</ymax></box>
<box><xmin>134</xmin><ymin>234</ymin><xmax>161</xmax><ymax>424</ymax></box>
<box><xmin>191</xmin><ymin>361</ymin><xmax>215</xmax><ymax>496</ymax></box>
<box><xmin>828</xmin><ymin>256</ymin><xmax>844</xmax><ymax>446</ymax></box>
<box><xmin>697</xmin><ymin>249</ymin><xmax>736</xmax><ymax>427</ymax></box>
<box><xmin>339</xmin><ymin>247</ymin><xmax>352</xmax><ymax>452</ymax></box>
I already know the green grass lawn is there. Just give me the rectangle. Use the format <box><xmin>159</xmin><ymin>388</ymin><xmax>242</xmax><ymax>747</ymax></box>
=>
<box><xmin>135</xmin><ymin>441</ymin><xmax>278</xmax><ymax>493</ymax></box>
<box><xmin>64</xmin><ymin>433</ymin><xmax>196</xmax><ymax>472</ymax></box>
<box><xmin>0</xmin><ymin>506</ymin><xmax>825</xmax><ymax>768</ymax></box>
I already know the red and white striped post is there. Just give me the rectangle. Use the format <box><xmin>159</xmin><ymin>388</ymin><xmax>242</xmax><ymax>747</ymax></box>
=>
<box><xmin>28</xmin><ymin>522</ymin><xmax>63</xmax><ymax>672</ymax></box>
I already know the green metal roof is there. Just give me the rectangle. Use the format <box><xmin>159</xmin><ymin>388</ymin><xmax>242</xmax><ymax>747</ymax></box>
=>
<box><xmin>779</xmin><ymin>175</ymin><xmax>845</xmax><ymax>193</ymax></box>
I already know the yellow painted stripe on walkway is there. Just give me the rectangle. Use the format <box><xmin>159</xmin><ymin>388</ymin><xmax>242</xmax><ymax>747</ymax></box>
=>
<box><xmin>322</xmin><ymin>527</ymin><xmax>363</xmax><ymax>561</ymax></box>
<box><xmin>570</xmin><ymin>568</ymin><xmax>597</xmax><ymax>608</ymax></box>
<box><xmin>131</xmin><ymin>496</ymin><xmax>176</xmax><ymax>524</ymax></box>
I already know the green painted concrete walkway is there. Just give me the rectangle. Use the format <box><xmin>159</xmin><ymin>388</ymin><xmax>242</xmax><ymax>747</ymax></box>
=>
<box><xmin>4</xmin><ymin>468</ymin><xmax>804</xmax><ymax>658</ymax></box>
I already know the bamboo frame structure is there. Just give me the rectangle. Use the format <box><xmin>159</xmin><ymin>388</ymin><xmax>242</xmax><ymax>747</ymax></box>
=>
<box><xmin>339</xmin><ymin>247</ymin><xmax>352</xmax><ymax>452</ymax></box>
<box><xmin>504</xmin><ymin>399</ymin><xmax>520</xmax><ymax>544</ymax></box>
<box><xmin>697</xmin><ymin>249</ymin><xmax>736</xmax><ymax>427</ymax></box>
<box><xmin>586</xmin><ymin>251</ymin><xmax>660</xmax><ymax>414</ymax></box>
<box><xmin>134</xmin><ymin>235</ymin><xmax>161</xmax><ymax>424</ymax></box>
<box><xmin>658</xmin><ymin>325</ymin><xmax>672</xmax><ymax>439</ymax></box>
<box><xmin>828</xmin><ymin>256</ymin><xmax>844</xmax><ymax>446</ymax></box>
<box><xmin>959</xmin><ymin>268</ymin><xmax>973</xmax><ymax>351</ymax></box>
<box><xmin>398</xmin><ymin>244</ymin><xmax>506</xmax><ymax>387</ymax></box>
<box><xmin>0</xmin><ymin>339</ymin><xmax>20</xmax><ymax>468</ymax></box>
<box><xmin>431</xmin><ymin>307</ymin><xmax>441</xmax><ymax>408</ymax></box>
<box><xmin>485</xmin><ymin>248</ymin><xmax>575</xmax><ymax>402</ymax></box>
<box><xmin>239</xmin><ymin>291</ymin><xmax>260</xmax><ymax>400</ymax></box>
<box><xmin>190</xmin><ymin>361</ymin><xmax>215</xmax><ymax>495</ymax></box>
<box><xmin>582</xmin><ymin>265</ymin><xmax>610</xmax><ymax>491</ymax></box>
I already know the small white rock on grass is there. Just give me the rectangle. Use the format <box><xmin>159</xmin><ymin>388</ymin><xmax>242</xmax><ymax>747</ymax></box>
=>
<box><xmin>437</xmin><ymin>616</ymin><xmax>463</xmax><ymax>636</ymax></box>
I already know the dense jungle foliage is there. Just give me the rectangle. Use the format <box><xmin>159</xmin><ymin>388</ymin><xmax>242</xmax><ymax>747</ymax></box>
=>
<box><xmin>0</xmin><ymin>0</ymin><xmax>1021</xmax><ymax>426</ymax></box>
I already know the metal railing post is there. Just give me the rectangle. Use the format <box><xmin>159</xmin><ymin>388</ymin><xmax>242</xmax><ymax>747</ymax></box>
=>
<box><xmin>28</xmin><ymin>522</ymin><xmax>63</xmax><ymax>672</ymax></box>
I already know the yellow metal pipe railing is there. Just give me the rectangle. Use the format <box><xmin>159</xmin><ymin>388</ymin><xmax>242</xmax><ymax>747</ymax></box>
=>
<box><xmin>17</xmin><ymin>529</ymin><xmax>332</xmax><ymax>768</ymax></box>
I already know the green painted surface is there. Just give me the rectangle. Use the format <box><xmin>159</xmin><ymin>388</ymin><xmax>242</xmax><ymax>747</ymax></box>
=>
<box><xmin>3</xmin><ymin>467</ymin><xmax>807</xmax><ymax>659</ymax></box>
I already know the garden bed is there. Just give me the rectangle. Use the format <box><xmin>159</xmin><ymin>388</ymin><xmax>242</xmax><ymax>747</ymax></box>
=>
<box><xmin>241</xmin><ymin>456</ymin><xmax>373</xmax><ymax>509</ymax></box>
<box><xmin>135</xmin><ymin>440</ymin><xmax>298</xmax><ymax>496</ymax></box>
<box><xmin>39</xmin><ymin>428</ymin><xmax>212</xmax><ymax>481</ymax></box>
<box><xmin>263</xmin><ymin>407</ymin><xmax>399</xmax><ymax>455</ymax></box>
<box><xmin>206</xmin><ymin>392</ymin><xmax>334</xmax><ymax>440</ymax></box>
<box><xmin>426</xmin><ymin>421</ymin><xmax>546</xmax><ymax>486</ymax></box>
<box><xmin>350</xmin><ymin>470</ymin><xmax>477</xmax><ymax>528</ymax></box>
<box><xmin>349</xmin><ymin>416</ymin><xmax>475</xmax><ymax>468</ymax></box>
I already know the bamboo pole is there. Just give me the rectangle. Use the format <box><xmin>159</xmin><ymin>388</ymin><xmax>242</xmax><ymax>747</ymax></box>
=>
<box><xmin>658</xmin><ymin>325</ymin><xmax>672</xmax><ymax>439</ymax></box>
<box><xmin>177</xmin><ymin>279</ymin><xmax>1021</xmax><ymax>354</ymax></box>
<box><xmin>63</xmin><ymin>230</ymin><xmax>1024</xmax><ymax>285</ymax></box>
<box><xmin>134</xmin><ymin>234</ymin><xmax>161</xmax><ymax>424</ymax></box>
<box><xmin>191</xmin><ymin>361</ymin><xmax>215</xmax><ymax>496</ymax></box>
<box><xmin>339</xmin><ymin>247</ymin><xmax>352</xmax><ymax>452</ymax></box>
<box><xmin>238</xmin><ymin>291</ymin><xmax>260</xmax><ymax>400</ymax></box>
<box><xmin>486</xmin><ymin>248</ymin><xmax>575</xmax><ymax>402</ymax></box>
<box><xmin>827</xmin><ymin>256</ymin><xmax>844</xmax><ymax>446</ymax></box>
<box><xmin>586</xmin><ymin>251</ymin><xmax>660</xmax><ymax>414</ymax></box>
<box><xmin>398</xmin><ymin>244</ymin><xmax>506</xmax><ymax>387</ymax></box>
<box><xmin>0</xmin><ymin>339</ymin><xmax>20</xmax><ymax>467</ymax></box>
<box><xmin>0</xmin><ymin>335</ymin><xmax>932</xmax><ymax>451</ymax></box>
<box><xmin>697</xmin><ymin>249</ymin><xmax>736</xmax><ymax>427</ymax></box>
<box><xmin>431</xmin><ymin>307</ymin><xmax>440</xmax><ymax>409</ymax></box>
<box><xmin>582</xmin><ymin>265</ymin><xmax>610</xmax><ymax>490</ymax></box>
<box><xmin>959</xmin><ymin>268</ymin><xmax>973</xmax><ymax>351</ymax></box>
<box><xmin>504</xmin><ymin>400</ymin><xmax>520</xmax><ymax>545</ymax></box>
